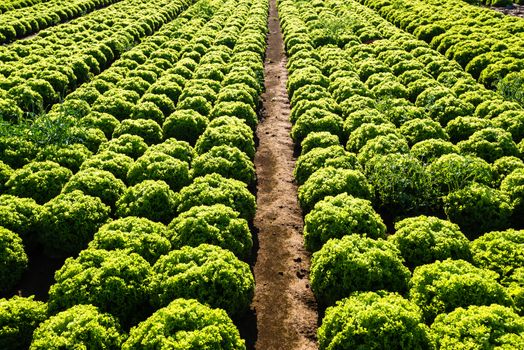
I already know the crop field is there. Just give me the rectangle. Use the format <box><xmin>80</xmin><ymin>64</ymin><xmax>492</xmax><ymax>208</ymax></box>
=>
<box><xmin>0</xmin><ymin>0</ymin><xmax>524</xmax><ymax>348</ymax></box>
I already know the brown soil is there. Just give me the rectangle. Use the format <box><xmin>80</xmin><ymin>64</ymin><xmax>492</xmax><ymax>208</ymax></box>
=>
<box><xmin>486</xmin><ymin>3</ymin><xmax>524</xmax><ymax>18</ymax></box>
<box><xmin>251</xmin><ymin>0</ymin><xmax>318</xmax><ymax>349</ymax></box>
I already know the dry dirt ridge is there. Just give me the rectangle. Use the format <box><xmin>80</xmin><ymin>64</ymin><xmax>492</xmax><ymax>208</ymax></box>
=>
<box><xmin>251</xmin><ymin>0</ymin><xmax>319</xmax><ymax>348</ymax></box>
<box><xmin>487</xmin><ymin>3</ymin><xmax>524</xmax><ymax>17</ymax></box>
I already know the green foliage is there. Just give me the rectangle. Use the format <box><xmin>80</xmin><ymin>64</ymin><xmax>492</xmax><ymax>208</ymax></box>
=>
<box><xmin>150</xmin><ymin>244</ymin><xmax>254</xmax><ymax>317</ymax></box>
<box><xmin>116</xmin><ymin>180</ymin><xmax>178</xmax><ymax>224</ymax></box>
<box><xmin>501</xmin><ymin>168</ymin><xmax>524</xmax><ymax>226</ymax></box>
<box><xmin>62</xmin><ymin>168</ymin><xmax>126</xmax><ymax>209</ymax></box>
<box><xmin>356</xmin><ymin>134</ymin><xmax>410</xmax><ymax>165</ymax></box>
<box><xmin>35</xmin><ymin>144</ymin><xmax>92</xmax><ymax>172</ymax></box>
<box><xmin>30</xmin><ymin>304</ymin><xmax>124</xmax><ymax>350</ymax></box>
<box><xmin>300</xmin><ymin>131</ymin><xmax>340</xmax><ymax>155</ymax></box>
<box><xmin>146</xmin><ymin>138</ymin><xmax>196</xmax><ymax>164</ymax></box>
<box><xmin>318</xmin><ymin>292</ymin><xmax>433</xmax><ymax>350</ymax></box>
<box><xmin>393</xmin><ymin>60</ymin><xmax>425</xmax><ymax>76</ymax></box>
<box><xmin>410</xmin><ymin>139</ymin><xmax>458</xmax><ymax>163</ymax></box>
<box><xmin>80</xmin><ymin>151</ymin><xmax>134</xmax><ymax>181</ymax></box>
<box><xmin>492</xmin><ymin>110</ymin><xmax>524</xmax><ymax>142</ymax></box>
<box><xmin>122</xmin><ymin>298</ymin><xmax>245</xmax><ymax>349</ymax></box>
<box><xmin>503</xmin><ymin>268</ymin><xmax>524</xmax><ymax>315</ymax></box>
<box><xmin>89</xmin><ymin>216</ymin><xmax>170</xmax><ymax>264</ymax></box>
<box><xmin>131</xmin><ymin>102</ymin><xmax>164</xmax><ymax>125</ymax></box>
<box><xmin>98</xmin><ymin>134</ymin><xmax>148</xmax><ymax>159</ymax></box>
<box><xmin>372</xmin><ymin>80</ymin><xmax>409</xmax><ymax>100</ymax></box>
<box><xmin>112</xmin><ymin>119</ymin><xmax>163</xmax><ymax>146</ymax></box>
<box><xmin>451</xmin><ymin>77</ymin><xmax>483</xmax><ymax>96</ymax></box>
<box><xmin>92</xmin><ymin>95</ymin><xmax>134</xmax><ymax>121</ymax></box>
<box><xmin>48</xmin><ymin>249</ymin><xmax>152</xmax><ymax>327</ymax></box>
<box><xmin>367</xmin><ymin>72</ymin><xmax>400</xmax><ymax>90</ymax></box>
<box><xmin>304</xmin><ymin>193</ymin><xmax>386</xmax><ymax>252</ymax></box>
<box><xmin>127</xmin><ymin>151</ymin><xmax>190</xmax><ymax>192</ymax></box>
<box><xmin>163</xmin><ymin>109</ymin><xmax>208</xmax><ymax>145</ymax></box>
<box><xmin>444</xmin><ymin>183</ymin><xmax>512</xmax><ymax>239</ymax></box>
<box><xmin>430</xmin><ymin>305</ymin><xmax>524</xmax><ymax>349</ymax></box>
<box><xmin>210</xmin><ymin>101</ymin><xmax>258</xmax><ymax>130</ymax></box>
<box><xmin>427</xmin><ymin>154</ymin><xmax>493</xmax><ymax>195</ymax></box>
<box><xmin>298</xmin><ymin>167</ymin><xmax>373</xmax><ymax>213</ymax></box>
<box><xmin>148</xmin><ymin>82</ymin><xmax>182</xmax><ymax>105</ymax></box>
<box><xmin>194</xmin><ymin>64</ymin><xmax>225</xmax><ymax>82</ymax></box>
<box><xmin>414</xmin><ymin>23</ymin><xmax>445</xmax><ymax>42</ymax></box>
<box><xmin>176</xmin><ymin>174</ymin><xmax>255</xmax><ymax>221</ymax></box>
<box><xmin>519</xmin><ymin>138</ymin><xmax>524</xmax><ymax>158</ymax></box>
<box><xmin>342</xmin><ymin>108</ymin><xmax>388</xmax><ymax>136</ymax></box>
<box><xmin>365</xmin><ymin>153</ymin><xmax>434</xmax><ymax>215</ymax></box>
<box><xmin>195</xmin><ymin>117</ymin><xmax>255</xmax><ymax>159</ymax></box>
<box><xmin>0</xmin><ymin>99</ymin><xmax>23</xmax><ymax>123</ymax></box>
<box><xmin>474</xmin><ymin>99</ymin><xmax>520</xmax><ymax>119</ymax></box>
<box><xmin>346</xmin><ymin>122</ymin><xmax>399</xmax><ymax>153</ymax></box>
<box><xmin>460</xmin><ymin>90</ymin><xmax>496</xmax><ymax>108</ymax></box>
<box><xmin>389</xmin><ymin>216</ymin><xmax>471</xmax><ymax>269</ymax></box>
<box><xmin>216</xmin><ymin>85</ymin><xmax>257</xmax><ymax>110</ymax></box>
<box><xmin>118</xmin><ymin>77</ymin><xmax>151</xmax><ymax>95</ymax></box>
<box><xmin>177</xmin><ymin>87</ymin><xmax>216</xmax><ymax>107</ymax></box>
<box><xmin>0</xmin><ymin>194</ymin><xmax>41</xmax><ymax>246</ymax></box>
<box><xmin>311</xmin><ymin>17</ymin><xmax>354</xmax><ymax>47</ymax></box>
<box><xmin>399</xmin><ymin>118</ymin><xmax>449</xmax><ymax>147</ymax></box>
<box><xmin>70</xmin><ymin>127</ymin><xmax>107</xmax><ymax>153</ymax></box>
<box><xmin>471</xmin><ymin>229</ymin><xmax>524</xmax><ymax>280</ymax></box>
<box><xmin>80</xmin><ymin>112</ymin><xmax>120</xmax><ymax>139</ymax></box>
<box><xmin>191</xmin><ymin>145</ymin><xmax>255</xmax><ymax>185</ymax></box>
<box><xmin>399</xmin><ymin>69</ymin><xmax>432</xmax><ymax>86</ymax></box>
<box><xmin>290</xmin><ymin>85</ymin><xmax>330</xmax><ymax>106</ymax></box>
<box><xmin>68</xmin><ymin>86</ymin><xmax>101</xmax><ymax>105</ymax></box>
<box><xmin>6</xmin><ymin>161</ymin><xmax>72</xmax><ymax>204</ymax></box>
<box><xmin>168</xmin><ymin>204</ymin><xmax>252</xmax><ymax>260</ymax></box>
<box><xmin>492</xmin><ymin>156</ymin><xmax>524</xmax><ymax>185</ymax></box>
<box><xmin>39</xmin><ymin>190</ymin><xmax>110</xmax><ymax>258</ymax></box>
<box><xmin>287</xmin><ymin>67</ymin><xmax>329</xmax><ymax>98</ymax></box>
<box><xmin>358</xmin><ymin>59</ymin><xmax>391</xmax><ymax>82</ymax></box>
<box><xmin>409</xmin><ymin>259</ymin><xmax>512</xmax><ymax>322</ymax></box>
<box><xmin>295</xmin><ymin>145</ymin><xmax>359</xmax><ymax>185</ymax></box>
<box><xmin>140</xmin><ymin>93</ymin><xmax>176</xmax><ymax>117</ymax></box>
<box><xmin>498</xmin><ymin>71</ymin><xmax>524</xmax><ymax>105</ymax></box>
<box><xmin>0</xmin><ymin>136</ymin><xmax>36</xmax><ymax>168</ymax></box>
<box><xmin>0</xmin><ymin>160</ymin><xmax>12</xmax><ymax>192</ymax></box>
<box><xmin>480</xmin><ymin>59</ymin><xmax>524</xmax><ymax>89</ymax></box>
<box><xmin>0</xmin><ymin>227</ymin><xmax>27</xmax><ymax>292</ymax></box>
<box><xmin>446</xmin><ymin>116</ymin><xmax>492</xmax><ymax>143</ymax></box>
<box><xmin>0</xmin><ymin>296</ymin><xmax>47</xmax><ymax>350</ymax></box>
<box><xmin>311</xmin><ymin>234</ymin><xmax>411</xmax><ymax>306</ymax></box>
<box><xmin>51</xmin><ymin>99</ymin><xmax>89</xmax><ymax>119</ymax></box>
<box><xmin>458</xmin><ymin>127</ymin><xmax>519</xmax><ymax>163</ymax></box>
<box><xmin>407</xmin><ymin>78</ymin><xmax>440</xmax><ymax>102</ymax></box>
<box><xmin>291</xmin><ymin>108</ymin><xmax>344</xmax><ymax>143</ymax></box>
<box><xmin>427</xmin><ymin>96</ymin><xmax>474</xmax><ymax>126</ymax></box>
<box><xmin>8</xmin><ymin>85</ymin><xmax>44</xmax><ymax>114</ymax></box>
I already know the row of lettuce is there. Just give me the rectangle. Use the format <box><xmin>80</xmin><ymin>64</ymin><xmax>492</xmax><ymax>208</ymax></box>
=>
<box><xmin>0</xmin><ymin>0</ymin><xmax>196</xmax><ymax>119</ymax></box>
<box><xmin>0</xmin><ymin>0</ymin><xmax>126</xmax><ymax>44</ymax></box>
<box><xmin>0</xmin><ymin>0</ymin><xmax>45</xmax><ymax>13</ymax></box>
<box><xmin>357</xmin><ymin>0</ymin><xmax>524</xmax><ymax>100</ymax></box>
<box><xmin>279</xmin><ymin>0</ymin><xmax>524</xmax><ymax>348</ymax></box>
<box><xmin>0</xmin><ymin>0</ymin><xmax>268</xmax><ymax>348</ymax></box>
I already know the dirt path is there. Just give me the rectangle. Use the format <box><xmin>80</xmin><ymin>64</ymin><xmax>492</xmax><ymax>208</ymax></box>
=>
<box><xmin>251</xmin><ymin>0</ymin><xmax>318</xmax><ymax>348</ymax></box>
<box><xmin>489</xmin><ymin>3</ymin><xmax>524</xmax><ymax>18</ymax></box>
